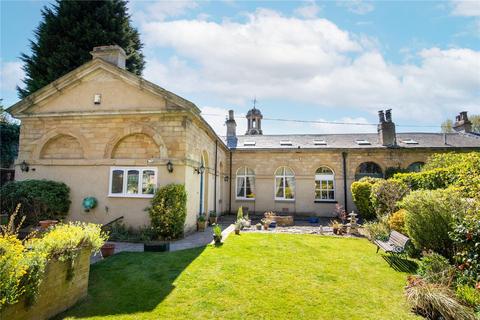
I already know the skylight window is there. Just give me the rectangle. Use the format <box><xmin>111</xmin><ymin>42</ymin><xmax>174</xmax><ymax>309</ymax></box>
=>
<box><xmin>313</xmin><ymin>139</ymin><xmax>327</xmax><ymax>145</ymax></box>
<box><xmin>402</xmin><ymin>139</ymin><xmax>418</xmax><ymax>145</ymax></box>
<box><xmin>280</xmin><ymin>140</ymin><xmax>293</xmax><ymax>146</ymax></box>
<box><xmin>244</xmin><ymin>141</ymin><xmax>256</xmax><ymax>146</ymax></box>
<box><xmin>355</xmin><ymin>139</ymin><xmax>371</xmax><ymax>145</ymax></box>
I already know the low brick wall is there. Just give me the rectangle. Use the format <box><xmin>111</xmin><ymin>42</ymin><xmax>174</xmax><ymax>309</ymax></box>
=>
<box><xmin>1</xmin><ymin>248</ymin><xmax>91</xmax><ymax>320</ymax></box>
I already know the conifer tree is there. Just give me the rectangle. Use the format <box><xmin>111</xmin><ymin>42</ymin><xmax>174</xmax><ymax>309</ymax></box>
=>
<box><xmin>18</xmin><ymin>0</ymin><xmax>144</xmax><ymax>98</ymax></box>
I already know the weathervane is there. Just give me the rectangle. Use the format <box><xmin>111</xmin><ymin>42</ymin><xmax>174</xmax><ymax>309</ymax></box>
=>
<box><xmin>252</xmin><ymin>97</ymin><xmax>258</xmax><ymax>109</ymax></box>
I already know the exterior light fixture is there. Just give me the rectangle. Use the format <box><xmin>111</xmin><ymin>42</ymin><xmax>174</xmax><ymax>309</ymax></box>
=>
<box><xmin>166</xmin><ymin>160</ymin><xmax>174</xmax><ymax>173</ymax></box>
<box><xmin>20</xmin><ymin>160</ymin><xmax>29</xmax><ymax>172</ymax></box>
<box><xmin>224</xmin><ymin>175</ymin><xmax>229</xmax><ymax>182</ymax></box>
<box><xmin>195</xmin><ymin>164</ymin><xmax>205</xmax><ymax>175</ymax></box>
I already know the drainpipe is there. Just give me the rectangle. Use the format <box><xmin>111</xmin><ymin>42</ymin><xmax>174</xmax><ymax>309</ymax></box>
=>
<box><xmin>214</xmin><ymin>140</ymin><xmax>218</xmax><ymax>213</ymax></box>
<box><xmin>229</xmin><ymin>151</ymin><xmax>232</xmax><ymax>215</ymax></box>
<box><xmin>342</xmin><ymin>152</ymin><xmax>348</xmax><ymax>212</ymax></box>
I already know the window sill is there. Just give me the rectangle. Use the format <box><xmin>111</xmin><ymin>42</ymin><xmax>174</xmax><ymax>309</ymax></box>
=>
<box><xmin>274</xmin><ymin>199</ymin><xmax>295</xmax><ymax>202</ymax></box>
<box><xmin>236</xmin><ymin>198</ymin><xmax>256</xmax><ymax>201</ymax></box>
<box><xmin>314</xmin><ymin>200</ymin><xmax>338</xmax><ymax>204</ymax></box>
<box><xmin>108</xmin><ymin>194</ymin><xmax>154</xmax><ymax>199</ymax></box>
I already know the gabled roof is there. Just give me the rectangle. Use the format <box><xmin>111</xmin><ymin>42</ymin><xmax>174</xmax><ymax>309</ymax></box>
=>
<box><xmin>7</xmin><ymin>57</ymin><xmax>200</xmax><ymax>117</ymax></box>
<box><xmin>227</xmin><ymin>132</ymin><xmax>480</xmax><ymax>150</ymax></box>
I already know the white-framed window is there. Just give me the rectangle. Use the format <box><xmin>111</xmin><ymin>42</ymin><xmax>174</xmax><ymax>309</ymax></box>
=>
<box><xmin>109</xmin><ymin>167</ymin><xmax>157</xmax><ymax>198</ymax></box>
<box><xmin>274</xmin><ymin>166</ymin><xmax>295</xmax><ymax>200</ymax></box>
<box><xmin>236</xmin><ymin>167</ymin><xmax>256</xmax><ymax>200</ymax></box>
<box><xmin>315</xmin><ymin>166</ymin><xmax>335</xmax><ymax>201</ymax></box>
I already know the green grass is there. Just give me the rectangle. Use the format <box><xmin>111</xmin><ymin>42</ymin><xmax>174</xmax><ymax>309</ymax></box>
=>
<box><xmin>58</xmin><ymin>234</ymin><xmax>420</xmax><ymax>320</ymax></box>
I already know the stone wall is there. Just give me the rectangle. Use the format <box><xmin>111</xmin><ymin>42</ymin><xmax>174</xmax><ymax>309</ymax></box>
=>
<box><xmin>1</xmin><ymin>248</ymin><xmax>91</xmax><ymax>320</ymax></box>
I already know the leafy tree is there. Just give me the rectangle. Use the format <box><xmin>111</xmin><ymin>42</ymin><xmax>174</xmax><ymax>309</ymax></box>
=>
<box><xmin>0</xmin><ymin>101</ymin><xmax>20</xmax><ymax>168</ymax></box>
<box><xmin>441</xmin><ymin>119</ymin><xmax>454</xmax><ymax>133</ymax></box>
<box><xmin>18</xmin><ymin>0</ymin><xmax>144</xmax><ymax>98</ymax></box>
<box><xmin>441</xmin><ymin>115</ymin><xmax>480</xmax><ymax>133</ymax></box>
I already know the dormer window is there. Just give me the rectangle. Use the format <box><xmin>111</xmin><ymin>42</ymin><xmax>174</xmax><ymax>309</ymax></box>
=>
<box><xmin>402</xmin><ymin>139</ymin><xmax>418</xmax><ymax>145</ymax></box>
<box><xmin>355</xmin><ymin>139</ymin><xmax>371</xmax><ymax>145</ymax></box>
<box><xmin>313</xmin><ymin>139</ymin><xmax>327</xmax><ymax>145</ymax></box>
<box><xmin>244</xmin><ymin>141</ymin><xmax>256</xmax><ymax>146</ymax></box>
<box><xmin>280</xmin><ymin>140</ymin><xmax>292</xmax><ymax>146</ymax></box>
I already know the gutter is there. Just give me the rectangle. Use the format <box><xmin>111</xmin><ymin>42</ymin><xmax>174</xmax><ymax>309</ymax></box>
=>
<box><xmin>214</xmin><ymin>140</ymin><xmax>218</xmax><ymax>213</ymax></box>
<box><xmin>229</xmin><ymin>151</ymin><xmax>233</xmax><ymax>215</ymax></box>
<box><xmin>342</xmin><ymin>151</ymin><xmax>348</xmax><ymax>212</ymax></box>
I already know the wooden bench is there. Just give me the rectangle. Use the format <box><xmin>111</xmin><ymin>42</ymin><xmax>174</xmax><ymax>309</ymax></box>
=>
<box><xmin>374</xmin><ymin>230</ymin><xmax>410</xmax><ymax>255</ymax></box>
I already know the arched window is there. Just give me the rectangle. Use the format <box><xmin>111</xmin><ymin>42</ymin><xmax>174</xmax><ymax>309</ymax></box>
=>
<box><xmin>315</xmin><ymin>167</ymin><xmax>335</xmax><ymax>201</ymax></box>
<box><xmin>407</xmin><ymin>162</ymin><xmax>425</xmax><ymax>172</ymax></box>
<box><xmin>355</xmin><ymin>162</ymin><xmax>383</xmax><ymax>180</ymax></box>
<box><xmin>274</xmin><ymin>166</ymin><xmax>295</xmax><ymax>200</ymax></box>
<box><xmin>236</xmin><ymin>167</ymin><xmax>255</xmax><ymax>199</ymax></box>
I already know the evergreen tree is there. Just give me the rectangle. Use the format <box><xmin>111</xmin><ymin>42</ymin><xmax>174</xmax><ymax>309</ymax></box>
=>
<box><xmin>0</xmin><ymin>100</ymin><xmax>20</xmax><ymax>168</ymax></box>
<box><xmin>18</xmin><ymin>0</ymin><xmax>144</xmax><ymax>98</ymax></box>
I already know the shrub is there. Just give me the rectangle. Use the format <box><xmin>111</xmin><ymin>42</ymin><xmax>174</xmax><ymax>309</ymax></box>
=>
<box><xmin>405</xmin><ymin>277</ymin><xmax>477</xmax><ymax>320</ymax></box>
<box><xmin>385</xmin><ymin>166</ymin><xmax>408</xmax><ymax>179</ymax></box>
<box><xmin>449</xmin><ymin>201</ymin><xmax>480</xmax><ymax>286</ymax></box>
<box><xmin>371</xmin><ymin>179</ymin><xmax>409</xmax><ymax>217</ymax></box>
<box><xmin>417</xmin><ymin>252</ymin><xmax>455</xmax><ymax>285</ymax></box>
<box><xmin>148</xmin><ymin>184</ymin><xmax>187</xmax><ymax>240</ymax></box>
<box><xmin>387</xmin><ymin>209</ymin><xmax>407</xmax><ymax>234</ymax></box>
<box><xmin>393</xmin><ymin>168</ymin><xmax>455</xmax><ymax>191</ymax></box>
<box><xmin>363</xmin><ymin>216</ymin><xmax>390</xmax><ymax>241</ymax></box>
<box><xmin>401</xmin><ymin>189</ymin><xmax>468</xmax><ymax>258</ymax></box>
<box><xmin>456</xmin><ymin>285</ymin><xmax>480</xmax><ymax>311</ymax></box>
<box><xmin>350</xmin><ymin>177</ymin><xmax>382</xmax><ymax>220</ymax></box>
<box><xmin>0</xmin><ymin>179</ymin><xmax>70</xmax><ymax>225</ymax></box>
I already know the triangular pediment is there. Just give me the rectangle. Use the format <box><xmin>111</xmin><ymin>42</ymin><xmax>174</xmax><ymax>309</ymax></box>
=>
<box><xmin>8</xmin><ymin>59</ymin><xmax>200</xmax><ymax>117</ymax></box>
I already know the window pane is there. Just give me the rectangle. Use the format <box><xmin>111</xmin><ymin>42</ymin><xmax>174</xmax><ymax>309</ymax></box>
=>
<box><xmin>285</xmin><ymin>177</ymin><xmax>295</xmax><ymax>199</ymax></box>
<box><xmin>321</xmin><ymin>191</ymin><xmax>328</xmax><ymax>199</ymax></box>
<box><xmin>316</xmin><ymin>167</ymin><xmax>333</xmax><ymax>174</ymax></box>
<box><xmin>321</xmin><ymin>180</ymin><xmax>327</xmax><ymax>189</ymax></box>
<box><xmin>246</xmin><ymin>168</ymin><xmax>255</xmax><ymax>175</ymax></box>
<box><xmin>328</xmin><ymin>191</ymin><xmax>335</xmax><ymax>199</ymax></box>
<box><xmin>246</xmin><ymin>177</ymin><xmax>255</xmax><ymax>198</ymax></box>
<box><xmin>284</xmin><ymin>167</ymin><xmax>294</xmax><ymax>175</ymax></box>
<box><xmin>237</xmin><ymin>177</ymin><xmax>245</xmax><ymax>198</ymax></box>
<box><xmin>127</xmin><ymin>170</ymin><xmax>139</xmax><ymax>194</ymax></box>
<box><xmin>327</xmin><ymin>180</ymin><xmax>334</xmax><ymax>189</ymax></box>
<box><xmin>142</xmin><ymin>170</ymin><xmax>155</xmax><ymax>194</ymax></box>
<box><xmin>111</xmin><ymin>170</ymin><xmax>124</xmax><ymax>194</ymax></box>
<box><xmin>275</xmin><ymin>177</ymin><xmax>284</xmax><ymax>198</ymax></box>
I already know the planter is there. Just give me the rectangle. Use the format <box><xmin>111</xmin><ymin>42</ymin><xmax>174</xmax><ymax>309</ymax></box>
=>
<box><xmin>333</xmin><ymin>227</ymin><xmax>339</xmax><ymax>235</ymax></box>
<box><xmin>269</xmin><ymin>221</ymin><xmax>277</xmax><ymax>228</ymax></box>
<box><xmin>263</xmin><ymin>225</ymin><xmax>269</xmax><ymax>230</ymax></box>
<box><xmin>197</xmin><ymin>221</ymin><xmax>207</xmax><ymax>232</ymax></box>
<box><xmin>209</xmin><ymin>216</ymin><xmax>217</xmax><ymax>225</ymax></box>
<box><xmin>256</xmin><ymin>224</ymin><xmax>262</xmax><ymax>230</ymax></box>
<box><xmin>235</xmin><ymin>229</ymin><xmax>240</xmax><ymax>235</ymax></box>
<box><xmin>39</xmin><ymin>220</ymin><xmax>58</xmax><ymax>229</ymax></box>
<box><xmin>144</xmin><ymin>241</ymin><xmax>170</xmax><ymax>252</ymax></box>
<box><xmin>308</xmin><ymin>217</ymin><xmax>319</xmax><ymax>224</ymax></box>
<box><xmin>100</xmin><ymin>243</ymin><xmax>115</xmax><ymax>257</ymax></box>
<box><xmin>213</xmin><ymin>234</ymin><xmax>222</xmax><ymax>245</ymax></box>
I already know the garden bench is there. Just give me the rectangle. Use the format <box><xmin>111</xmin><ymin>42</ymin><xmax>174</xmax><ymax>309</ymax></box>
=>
<box><xmin>374</xmin><ymin>230</ymin><xmax>410</xmax><ymax>255</ymax></box>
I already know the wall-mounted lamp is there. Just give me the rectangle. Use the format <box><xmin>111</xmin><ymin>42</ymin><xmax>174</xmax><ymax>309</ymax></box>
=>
<box><xmin>166</xmin><ymin>160</ymin><xmax>174</xmax><ymax>173</ymax></box>
<box><xmin>194</xmin><ymin>164</ymin><xmax>205</xmax><ymax>175</ymax></box>
<box><xmin>224</xmin><ymin>175</ymin><xmax>229</xmax><ymax>182</ymax></box>
<box><xmin>20</xmin><ymin>160</ymin><xmax>29</xmax><ymax>172</ymax></box>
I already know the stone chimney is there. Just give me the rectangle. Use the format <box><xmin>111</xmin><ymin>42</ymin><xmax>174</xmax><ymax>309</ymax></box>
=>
<box><xmin>226</xmin><ymin>110</ymin><xmax>238</xmax><ymax>148</ymax></box>
<box><xmin>90</xmin><ymin>45</ymin><xmax>126</xmax><ymax>69</ymax></box>
<box><xmin>453</xmin><ymin>111</ymin><xmax>472</xmax><ymax>133</ymax></box>
<box><xmin>378</xmin><ymin>109</ymin><xmax>396</xmax><ymax>147</ymax></box>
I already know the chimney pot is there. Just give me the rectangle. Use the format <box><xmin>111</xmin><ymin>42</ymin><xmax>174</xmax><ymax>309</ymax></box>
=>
<box><xmin>453</xmin><ymin>111</ymin><xmax>472</xmax><ymax>133</ymax></box>
<box><xmin>378</xmin><ymin>109</ymin><xmax>396</xmax><ymax>147</ymax></box>
<box><xmin>90</xmin><ymin>45</ymin><xmax>126</xmax><ymax>69</ymax></box>
<box><xmin>378</xmin><ymin>110</ymin><xmax>385</xmax><ymax>123</ymax></box>
<box><xmin>226</xmin><ymin>109</ymin><xmax>237</xmax><ymax>148</ymax></box>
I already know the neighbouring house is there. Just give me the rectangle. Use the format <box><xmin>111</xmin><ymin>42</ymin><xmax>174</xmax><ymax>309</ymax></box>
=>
<box><xmin>7</xmin><ymin>45</ymin><xmax>480</xmax><ymax>232</ymax></box>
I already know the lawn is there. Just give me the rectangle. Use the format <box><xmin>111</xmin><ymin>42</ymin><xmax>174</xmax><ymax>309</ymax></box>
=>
<box><xmin>57</xmin><ymin>233</ymin><xmax>420</xmax><ymax>320</ymax></box>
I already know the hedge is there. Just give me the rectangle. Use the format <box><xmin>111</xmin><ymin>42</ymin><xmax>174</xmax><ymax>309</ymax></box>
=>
<box><xmin>0</xmin><ymin>180</ymin><xmax>71</xmax><ymax>225</ymax></box>
<box><xmin>351</xmin><ymin>177</ymin><xmax>382</xmax><ymax>220</ymax></box>
<box><xmin>148</xmin><ymin>184</ymin><xmax>187</xmax><ymax>240</ymax></box>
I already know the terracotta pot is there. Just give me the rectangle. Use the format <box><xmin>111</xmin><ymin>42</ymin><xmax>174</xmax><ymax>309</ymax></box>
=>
<box><xmin>235</xmin><ymin>229</ymin><xmax>240</xmax><ymax>235</ymax></box>
<box><xmin>209</xmin><ymin>217</ymin><xmax>217</xmax><ymax>225</ymax></box>
<box><xmin>101</xmin><ymin>243</ymin><xmax>115</xmax><ymax>258</ymax></box>
<box><xmin>198</xmin><ymin>221</ymin><xmax>207</xmax><ymax>232</ymax></box>
<box><xmin>263</xmin><ymin>225</ymin><xmax>269</xmax><ymax>230</ymax></box>
<box><xmin>39</xmin><ymin>220</ymin><xmax>58</xmax><ymax>229</ymax></box>
<box><xmin>333</xmin><ymin>228</ymin><xmax>339</xmax><ymax>235</ymax></box>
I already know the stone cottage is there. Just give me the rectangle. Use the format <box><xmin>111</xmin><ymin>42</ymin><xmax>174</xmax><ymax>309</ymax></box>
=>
<box><xmin>8</xmin><ymin>45</ymin><xmax>480</xmax><ymax>232</ymax></box>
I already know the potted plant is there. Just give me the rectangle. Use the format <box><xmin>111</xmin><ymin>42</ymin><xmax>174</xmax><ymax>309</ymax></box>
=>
<box><xmin>330</xmin><ymin>220</ymin><xmax>342</xmax><ymax>235</ymax></box>
<box><xmin>234</xmin><ymin>221</ymin><xmax>241</xmax><ymax>235</ymax></box>
<box><xmin>213</xmin><ymin>224</ymin><xmax>222</xmax><ymax>245</ymax></box>
<box><xmin>101</xmin><ymin>242</ymin><xmax>115</xmax><ymax>257</ymax></box>
<box><xmin>197</xmin><ymin>215</ymin><xmax>207</xmax><ymax>232</ymax></box>
<box><xmin>256</xmin><ymin>223</ymin><xmax>262</xmax><ymax>230</ymax></box>
<box><xmin>208</xmin><ymin>210</ymin><xmax>218</xmax><ymax>225</ymax></box>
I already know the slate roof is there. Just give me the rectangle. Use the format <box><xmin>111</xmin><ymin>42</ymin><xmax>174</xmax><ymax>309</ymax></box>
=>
<box><xmin>224</xmin><ymin>132</ymin><xmax>480</xmax><ymax>150</ymax></box>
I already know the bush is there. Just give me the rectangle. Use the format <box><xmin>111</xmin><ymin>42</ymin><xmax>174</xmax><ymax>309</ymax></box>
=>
<box><xmin>385</xmin><ymin>166</ymin><xmax>408</xmax><ymax>179</ymax></box>
<box><xmin>363</xmin><ymin>216</ymin><xmax>390</xmax><ymax>241</ymax></box>
<box><xmin>401</xmin><ymin>189</ymin><xmax>468</xmax><ymax>258</ymax></box>
<box><xmin>388</xmin><ymin>209</ymin><xmax>407</xmax><ymax>234</ymax></box>
<box><xmin>393</xmin><ymin>168</ymin><xmax>455</xmax><ymax>191</ymax></box>
<box><xmin>371</xmin><ymin>179</ymin><xmax>409</xmax><ymax>217</ymax></box>
<box><xmin>417</xmin><ymin>252</ymin><xmax>455</xmax><ymax>285</ymax></box>
<box><xmin>148</xmin><ymin>184</ymin><xmax>187</xmax><ymax>240</ymax></box>
<box><xmin>456</xmin><ymin>285</ymin><xmax>480</xmax><ymax>312</ymax></box>
<box><xmin>0</xmin><ymin>179</ymin><xmax>70</xmax><ymax>225</ymax></box>
<box><xmin>449</xmin><ymin>201</ymin><xmax>480</xmax><ymax>286</ymax></box>
<box><xmin>405</xmin><ymin>277</ymin><xmax>477</xmax><ymax>320</ymax></box>
<box><xmin>351</xmin><ymin>177</ymin><xmax>382</xmax><ymax>220</ymax></box>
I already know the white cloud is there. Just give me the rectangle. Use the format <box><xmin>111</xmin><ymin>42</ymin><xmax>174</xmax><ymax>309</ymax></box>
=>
<box><xmin>140</xmin><ymin>9</ymin><xmax>480</xmax><ymax>125</ymax></box>
<box><xmin>294</xmin><ymin>1</ymin><xmax>321</xmax><ymax>19</ymax></box>
<box><xmin>312</xmin><ymin>117</ymin><xmax>375</xmax><ymax>134</ymax></box>
<box><xmin>0</xmin><ymin>61</ymin><xmax>24</xmax><ymax>92</ymax></box>
<box><xmin>200</xmin><ymin>106</ymin><xmax>247</xmax><ymax>136</ymax></box>
<box><xmin>135</xmin><ymin>1</ymin><xmax>198</xmax><ymax>22</ymax></box>
<box><xmin>451</xmin><ymin>0</ymin><xmax>480</xmax><ymax>17</ymax></box>
<box><xmin>338</xmin><ymin>0</ymin><xmax>374</xmax><ymax>15</ymax></box>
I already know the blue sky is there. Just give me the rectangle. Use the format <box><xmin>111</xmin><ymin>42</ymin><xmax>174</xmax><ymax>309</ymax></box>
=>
<box><xmin>1</xmin><ymin>0</ymin><xmax>479</xmax><ymax>135</ymax></box>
